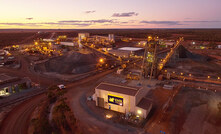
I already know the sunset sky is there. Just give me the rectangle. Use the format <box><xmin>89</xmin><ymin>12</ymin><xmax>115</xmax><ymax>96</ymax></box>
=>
<box><xmin>0</xmin><ymin>0</ymin><xmax>221</xmax><ymax>29</ymax></box>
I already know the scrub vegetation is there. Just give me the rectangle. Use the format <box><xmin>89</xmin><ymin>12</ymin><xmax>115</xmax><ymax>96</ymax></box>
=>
<box><xmin>31</xmin><ymin>86</ymin><xmax>81</xmax><ymax>134</ymax></box>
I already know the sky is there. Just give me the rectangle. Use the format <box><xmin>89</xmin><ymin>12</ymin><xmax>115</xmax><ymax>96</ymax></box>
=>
<box><xmin>0</xmin><ymin>0</ymin><xmax>221</xmax><ymax>29</ymax></box>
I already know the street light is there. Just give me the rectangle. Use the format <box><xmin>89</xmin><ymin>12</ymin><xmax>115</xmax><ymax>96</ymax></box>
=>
<box><xmin>99</xmin><ymin>58</ymin><xmax>104</xmax><ymax>63</ymax></box>
<box><xmin>148</xmin><ymin>36</ymin><xmax>152</xmax><ymax>42</ymax></box>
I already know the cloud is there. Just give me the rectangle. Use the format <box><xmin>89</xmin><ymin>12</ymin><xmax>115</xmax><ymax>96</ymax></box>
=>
<box><xmin>0</xmin><ymin>19</ymin><xmax>117</xmax><ymax>27</ymax></box>
<box><xmin>140</xmin><ymin>21</ymin><xmax>182</xmax><ymax>25</ymax></box>
<box><xmin>58</xmin><ymin>19</ymin><xmax>115</xmax><ymax>24</ymax></box>
<box><xmin>0</xmin><ymin>22</ymin><xmax>91</xmax><ymax>27</ymax></box>
<box><xmin>0</xmin><ymin>18</ymin><xmax>117</xmax><ymax>27</ymax></box>
<box><xmin>183</xmin><ymin>20</ymin><xmax>221</xmax><ymax>23</ymax></box>
<box><xmin>41</xmin><ymin>22</ymin><xmax>91</xmax><ymax>26</ymax></box>
<box><xmin>0</xmin><ymin>23</ymin><xmax>40</xmax><ymax>26</ymax></box>
<box><xmin>84</xmin><ymin>10</ymin><xmax>96</xmax><ymax>14</ymax></box>
<box><xmin>112</xmin><ymin>12</ymin><xmax>138</xmax><ymax>17</ymax></box>
<box><xmin>140</xmin><ymin>20</ymin><xmax>221</xmax><ymax>26</ymax></box>
<box><xmin>26</xmin><ymin>18</ymin><xmax>33</xmax><ymax>20</ymax></box>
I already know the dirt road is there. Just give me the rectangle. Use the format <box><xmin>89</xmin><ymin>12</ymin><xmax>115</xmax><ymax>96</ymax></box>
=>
<box><xmin>0</xmin><ymin>94</ymin><xmax>46</xmax><ymax>134</ymax></box>
<box><xmin>65</xmin><ymin>70</ymin><xmax>146</xmax><ymax>134</ymax></box>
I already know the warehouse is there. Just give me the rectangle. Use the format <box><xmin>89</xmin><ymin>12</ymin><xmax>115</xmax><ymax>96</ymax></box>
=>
<box><xmin>108</xmin><ymin>47</ymin><xmax>144</xmax><ymax>58</ymax></box>
<box><xmin>94</xmin><ymin>82</ymin><xmax>152</xmax><ymax>118</ymax></box>
<box><xmin>0</xmin><ymin>74</ymin><xmax>31</xmax><ymax>96</ymax></box>
<box><xmin>108</xmin><ymin>49</ymin><xmax>131</xmax><ymax>58</ymax></box>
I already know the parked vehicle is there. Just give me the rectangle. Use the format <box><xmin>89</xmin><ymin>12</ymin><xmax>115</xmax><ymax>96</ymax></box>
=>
<box><xmin>57</xmin><ymin>84</ymin><xmax>66</xmax><ymax>89</ymax></box>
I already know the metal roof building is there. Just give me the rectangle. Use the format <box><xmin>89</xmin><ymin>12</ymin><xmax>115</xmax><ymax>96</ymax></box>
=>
<box><xmin>94</xmin><ymin>82</ymin><xmax>152</xmax><ymax>118</ymax></box>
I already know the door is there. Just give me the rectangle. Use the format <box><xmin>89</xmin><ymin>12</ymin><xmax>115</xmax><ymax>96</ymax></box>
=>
<box><xmin>97</xmin><ymin>97</ymin><xmax>104</xmax><ymax>108</ymax></box>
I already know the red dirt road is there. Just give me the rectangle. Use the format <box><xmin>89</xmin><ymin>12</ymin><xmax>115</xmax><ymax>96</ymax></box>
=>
<box><xmin>0</xmin><ymin>94</ymin><xmax>46</xmax><ymax>134</ymax></box>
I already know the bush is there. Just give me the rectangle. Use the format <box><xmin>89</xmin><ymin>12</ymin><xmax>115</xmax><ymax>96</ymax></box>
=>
<box><xmin>47</xmin><ymin>91</ymin><xmax>57</xmax><ymax>103</ymax></box>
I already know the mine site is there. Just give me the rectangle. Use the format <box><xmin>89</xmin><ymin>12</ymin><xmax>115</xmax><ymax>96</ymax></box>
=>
<box><xmin>0</xmin><ymin>29</ymin><xmax>220</xmax><ymax>134</ymax></box>
<box><xmin>0</xmin><ymin>0</ymin><xmax>221</xmax><ymax>134</ymax></box>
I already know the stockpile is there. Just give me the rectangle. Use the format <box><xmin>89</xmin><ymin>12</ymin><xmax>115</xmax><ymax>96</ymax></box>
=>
<box><xmin>36</xmin><ymin>51</ymin><xmax>98</xmax><ymax>74</ymax></box>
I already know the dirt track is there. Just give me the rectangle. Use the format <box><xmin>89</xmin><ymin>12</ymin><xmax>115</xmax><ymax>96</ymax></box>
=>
<box><xmin>0</xmin><ymin>94</ymin><xmax>46</xmax><ymax>134</ymax></box>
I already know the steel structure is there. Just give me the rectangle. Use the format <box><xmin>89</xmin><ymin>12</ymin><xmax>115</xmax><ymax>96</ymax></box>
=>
<box><xmin>142</xmin><ymin>36</ymin><xmax>159</xmax><ymax>79</ymax></box>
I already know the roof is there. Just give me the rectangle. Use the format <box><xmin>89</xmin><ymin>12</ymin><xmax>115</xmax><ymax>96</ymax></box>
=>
<box><xmin>0</xmin><ymin>74</ymin><xmax>19</xmax><ymax>85</ymax></box>
<box><xmin>108</xmin><ymin>49</ymin><xmax>131</xmax><ymax>54</ymax></box>
<box><xmin>118</xmin><ymin>47</ymin><xmax>144</xmax><ymax>51</ymax></box>
<box><xmin>95</xmin><ymin>82</ymin><xmax>141</xmax><ymax>96</ymax></box>
<box><xmin>0</xmin><ymin>78</ymin><xmax>29</xmax><ymax>89</ymax></box>
<box><xmin>136</xmin><ymin>98</ymin><xmax>153</xmax><ymax>110</ymax></box>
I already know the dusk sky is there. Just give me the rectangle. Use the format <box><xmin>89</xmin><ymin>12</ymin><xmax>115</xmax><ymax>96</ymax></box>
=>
<box><xmin>0</xmin><ymin>0</ymin><xmax>221</xmax><ymax>29</ymax></box>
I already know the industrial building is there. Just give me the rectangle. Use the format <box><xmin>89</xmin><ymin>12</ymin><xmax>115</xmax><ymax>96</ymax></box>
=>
<box><xmin>78</xmin><ymin>33</ymin><xmax>90</xmax><ymax>41</ymax></box>
<box><xmin>0</xmin><ymin>74</ymin><xmax>31</xmax><ymax>96</ymax></box>
<box><xmin>108</xmin><ymin>47</ymin><xmax>144</xmax><ymax>58</ymax></box>
<box><xmin>88</xmin><ymin>34</ymin><xmax>115</xmax><ymax>45</ymax></box>
<box><xmin>94</xmin><ymin>82</ymin><xmax>152</xmax><ymax>118</ymax></box>
<box><xmin>108</xmin><ymin>49</ymin><xmax>131</xmax><ymax>58</ymax></box>
<box><xmin>42</xmin><ymin>39</ymin><xmax>55</xmax><ymax>42</ymax></box>
<box><xmin>108</xmin><ymin>34</ymin><xmax>115</xmax><ymax>42</ymax></box>
<box><xmin>59</xmin><ymin>42</ymin><xmax>78</xmax><ymax>47</ymax></box>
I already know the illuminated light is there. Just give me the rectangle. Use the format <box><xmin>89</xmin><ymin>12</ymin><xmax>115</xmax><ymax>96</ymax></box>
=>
<box><xmin>173</xmin><ymin>71</ymin><xmax>175</xmax><ymax>74</ymax></box>
<box><xmin>99</xmin><ymin>58</ymin><xmax>104</xmax><ymax>63</ymax></box>
<box><xmin>208</xmin><ymin>76</ymin><xmax>211</xmax><ymax>79</ymax></box>
<box><xmin>137</xmin><ymin>110</ymin><xmax>142</xmax><ymax>114</ymax></box>
<box><xmin>189</xmin><ymin>74</ymin><xmax>192</xmax><ymax>77</ymax></box>
<box><xmin>181</xmin><ymin>73</ymin><xmax>183</xmax><ymax>75</ymax></box>
<box><xmin>106</xmin><ymin>114</ymin><xmax>112</xmax><ymax>119</ymax></box>
<box><xmin>218</xmin><ymin>77</ymin><xmax>220</xmax><ymax>80</ymax></box>
<box><xmin>148</xmin><ymin>36</ymin><xmax>152</xmax><ymax>41</ymax></box>
<box><xmin>165</xmin><ymin>70</ymin><xmax>167</xmax><ymax>73</ymax></box>
<box><xmin>35</xmin><ymin>42</ymin><xmax>38</xmax><ymax>45</ymax></box>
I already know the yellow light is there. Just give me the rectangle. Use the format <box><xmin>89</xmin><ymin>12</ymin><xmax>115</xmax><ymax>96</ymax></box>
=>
<box><xmin>35</xmin><ymin>42</ymin><xmax>38</xmax><ymax>45</ymax></box>
<box><xmin>165</xmin><ymin>70</ymin><xmax>167</xmax><ymax>73</ymax></box>
<box><xmin>137</xmin><ymin>110</ymin><xmax>142</xmax><ymax>114</ymax></box>
<box><xmin>218</xmin><ymin>77</ymin><xmax>220</xmax><ymax>80</ymax></box>
<box><xmin>208</xmin><ymin>76</ymin><xmax>210</xmax><ymax>79</ymax></box>
<box><xmin>99</xmin><ymin>58</ymin><xmax>104</xmax><ymax>63</ymax></box>
<box><xmin>148</xmin><ymin>36</ymin><xmax>152</xmax><ymax>42</ymax></box>
<box><xmin>181</xmin><ymin>73</ymin><xmax>183</xmax><ymax>75</ymax></box>
<box><xmin>189</xmin><ymin>74</ymin><xmax>192</xmax><ymax>77</ymax></box>
<box><xmin>106</xmin><ymin>114</ymin><xmax>112</xmax><ymax>119</ymax></box>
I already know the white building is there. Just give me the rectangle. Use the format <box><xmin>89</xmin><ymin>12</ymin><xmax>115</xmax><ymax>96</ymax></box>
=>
<box><xmin>94</xmin><ymin>82</ymin><xmax>152</xmax><ymax>118</ymax></box>
<box><xmin>108</xmin><ymin>34</ymin><xmax>115</xmax><ymax>42</ymax></box>
<box><xmin>78</xmin><ymin>33</ymin><xmax>90</xmax><ymax>41</ymax></box>
<box><xmin>118</xmin><ymin>47</ymin><xmax>144</xmax><ymax>52</ymax></box>
<box><xmin>43</xmin><ymin>39</ymin><xmax>55</xmax><ymax>42</ymax></box>
<box><xmin>108</xmin><ymin>47</ymin><xmax>144</xmax><ymax>58</ymax></box>
<box><xmin>59</xmin><ymin>42</ymin><xmax>74</xmax><ymax>47</ymax></box>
